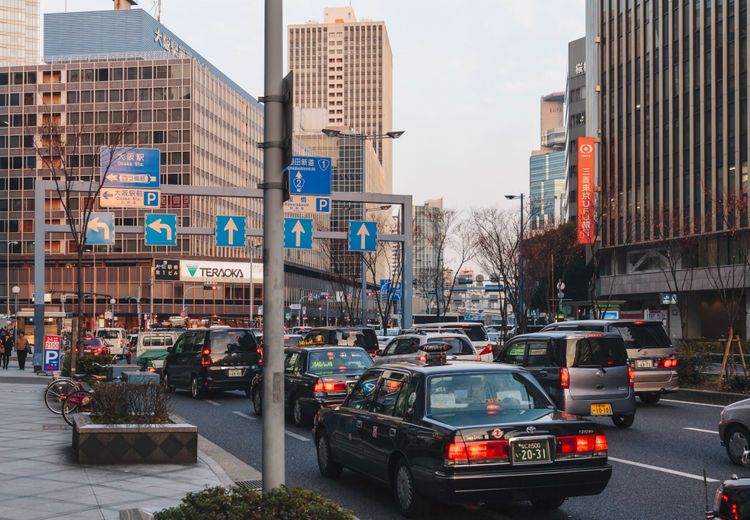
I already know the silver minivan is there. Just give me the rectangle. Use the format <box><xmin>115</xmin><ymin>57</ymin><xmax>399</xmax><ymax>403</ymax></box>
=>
<box><xmin>496</xmin><ymin>331</ymin><xmax>637</xmax><ymax>428</ymax></box>
<box><xmin>542</xmin><ymin>320</ymin><xmax>678</xmax><ymax>404</ymax></box>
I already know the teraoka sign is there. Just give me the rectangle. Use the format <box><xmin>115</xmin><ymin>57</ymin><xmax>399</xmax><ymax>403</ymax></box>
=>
<box><xmin>179</xmin><ymin>260</ymin><xmax>263</xmax><ymax>284</ymax></box>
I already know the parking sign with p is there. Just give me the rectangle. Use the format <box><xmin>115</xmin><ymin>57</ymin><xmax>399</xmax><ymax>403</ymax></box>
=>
<box><xmin>43</xmin><ymin>335</ymin><xmax>61</xmax><ymax>372</ymax></box>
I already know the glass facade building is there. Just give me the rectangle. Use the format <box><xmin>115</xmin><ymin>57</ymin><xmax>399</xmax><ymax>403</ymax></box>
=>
<box><xmin>0</xmin><ymin>0</ymin><xmax>38</xmax><ymax>65</ymax></box>
<box><xmin>529</xmin><ymin>151</ymin><xmax>566</xmax><ymax>229</ymax></box>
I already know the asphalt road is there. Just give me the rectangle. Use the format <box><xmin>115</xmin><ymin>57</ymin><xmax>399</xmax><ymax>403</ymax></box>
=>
<box><xmin>172</xmin><ymin>391</ymin><xmax>749</xmax><ymax>520</ymax></box>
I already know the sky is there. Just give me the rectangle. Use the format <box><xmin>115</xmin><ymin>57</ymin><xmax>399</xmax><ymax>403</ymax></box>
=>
<box><xmin>40</xmin><ymin>0</ymin><xmax>586</xmax><ymax>212</ymax></box>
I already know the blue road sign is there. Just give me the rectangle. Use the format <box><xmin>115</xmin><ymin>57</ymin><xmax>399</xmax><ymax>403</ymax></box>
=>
<box><xmin>393</xmin><ymin>286</ymin><xmax>401</xmax><ymax>302</ymax></box>
<box><xmin>316</xmin><ymin>197</ymin><xmax>331</xmax><ymax>213</ymax></box>
<box><xmin>216</xmin><ymin>216</ymin><xmax>246</xmax><ymax>247</ymax></box>
<box><xmin>348</xmin><ymin>221</ymin><xmax>377</xmax><ymax>252</ymax></box>
<box><xmin>288</xmin><ymin>156</ymin><xmax>331</xmax><ymax>196</ymax></box>
<box><xmin>379</xmin><ymin>279</ymin><xmax>392</xmax><ymax>294</ymax></box>
<box><xmin>43</xmin><ymin>336</ymin><xmax>61</xmax><ymax>372</ymax></box>
<box><xmin>100</xmin><ymin>147</ymin><xmax>160</xmax><ymax>189</ymax></box>
<box><xmin>85</xmin><ymin>212</ymin><xmax>115</xmax><ymax>245</ymax></box>
<box><xmin>284</xmin><ymin>218</ymin><xmax>313</xmax><ymax>249</ymax></box>
<box><xmin>145</xmin><ymin>213</ymin><xmax>177</xmax><ymax>246</ymax></box>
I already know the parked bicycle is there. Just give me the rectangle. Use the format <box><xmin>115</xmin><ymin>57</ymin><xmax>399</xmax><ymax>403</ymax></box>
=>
<box><xmin>43</xmin><ymin>356</ymin><xmax>118</xmax><ymax>415</ymax></box>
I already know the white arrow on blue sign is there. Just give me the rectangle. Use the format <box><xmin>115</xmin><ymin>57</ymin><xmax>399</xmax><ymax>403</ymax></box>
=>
<box><xmin>100</xmin><ymin>147</ymin><xmax>160</xmax><ymax>189</ymax></box>
<box><xmin>348</xmin><ymin>221</ymin><xmax>377</xmax><ymax>252</ymax></box>
<box><xmin>215</xmin><ymin>216</ymin><xmax>246</xmax><ymax>247</ymax></box>
<box><xmin>144</xmin><ymin>213</ymin><xmax>177</xmax><ymax>246</ymax></box>
<box><xmin>288</xmin><ymin>156</ymin><xmax>331</xmax><ymax>196</ymax></box>
<box><xmin>84</xmin><ymin>212</ymin><xmax>115</xmax><ymax>245</ymax></box>
<box><xmin>284</xmin><ymin>218</ymin><xmax>313</xmax><ymax>249</ymax></box>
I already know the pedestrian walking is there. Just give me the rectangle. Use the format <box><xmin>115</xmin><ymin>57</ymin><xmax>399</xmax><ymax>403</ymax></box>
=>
<box><xmin>0</xmin><ymin>328</ymin><xmax>7</xmax><ymax>370</ymax></box>
<box><xmin>16</xmin><ymin>331</ymin><xmax>29</xmax><ymax>370</ymax></box>
<box><xmin>3</xmin><ymin>329</ymin><xmax>12</xmax><ymax>369</ymax></box>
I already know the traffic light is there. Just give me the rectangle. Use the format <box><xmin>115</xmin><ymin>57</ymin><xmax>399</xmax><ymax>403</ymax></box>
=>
<box><xmin>204</xmin><ymin>285</ymin><xmax>219</xmax><ymax>291</ymax></box>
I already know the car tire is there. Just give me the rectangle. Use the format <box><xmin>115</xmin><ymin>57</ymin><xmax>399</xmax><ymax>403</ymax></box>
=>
<box><xmin>725</xmin><ymin>424</ymin><xmax>750</xmax><ymax>465</ymax></box>
<box><xmin>252</xmin><ymin>389</ymin><xmax>263</xmax><ymax>416</ymax></box>
<box><xmin>190</xmin><ymin>376</ymin><xmax>202</xmax><ymax>400</ymax></box>
<box><xmin>292</xmin><ymin>396</ymin><xmax>310</xmax><ymax>427</ymax></box>
<box><xmin>639</xmin><ymin>393</ymin><xmax>661</xmax><ymax>404</ymax></box>
<box><xmin>316</xmin><ymin>431</ymin><xmax>342</xmax><ymax>478</ymax></box>
<box><xmin>531</xmin><ymin>497</ymin><xmax>566</xmax><ymax>510</ymax></box>
<box><xmin>162</xmin><ymin>372</ymin><xmax>174</xmax><ymax>393</ymax></box>
<box><xmin>612</xmin><ymin>414</ymin><xmax>635</xmax><ymax>428</ymax></box>
<box><xmin>393</xmin><ymin>459</ymin><xmax>428</xmax><ymax>518</ymax></box>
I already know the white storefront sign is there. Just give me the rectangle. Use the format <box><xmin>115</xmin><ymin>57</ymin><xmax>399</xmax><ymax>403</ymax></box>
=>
<box><xmin>179</xmin><ymin>260</ymin><xmax>263</xmax><ymax>284</ymax></box>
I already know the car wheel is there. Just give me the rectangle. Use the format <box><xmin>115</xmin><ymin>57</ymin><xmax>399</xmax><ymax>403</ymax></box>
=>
<box><xmin>531</xmin><ymin>497</ymin><xmax>566</xmax><ymax>510</ymax></box>
<box><xmin>252</xmin><ymin>389</ymin><xmax>263</xmax><ymax>416</ymax></box>
<box><xmin>190</xmin><ymin>376</ymin><xmax>202</xmax><ymax>400</ymax></box>
<box><xmin>612</xmin><ymin>414</ymin><xmax>635</xmax><ymax>428</ymax></box>
<box><xmin>725</xmin><ymin>424</ymin><xmax>750</xmax><ymax>465</ymax></box>
<box><xmin>393</xmin><ymin>460</ymin><xmax>427</xmax><ymax>518</ymax></box>
<box><xmin>639</xmin><ymin>393</ymin><xmax>661</xmax><ymax>404</ymax></box>
<box><xmin>162</xmin><ymin>372</ymin><xmax>173</xmax><ymax>392</ymax></box>
<box><xmin>316</xmin><ymin>432</ymin><xmax>342</xmax><ymax>478</ymax></box>
<box><xmin>292</xmin><ymin>397</ymin><xmax>310</xmax><ymax>427</ymax></box>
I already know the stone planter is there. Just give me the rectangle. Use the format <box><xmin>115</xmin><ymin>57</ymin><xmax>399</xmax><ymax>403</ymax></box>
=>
<box><xmin>72</xmin><ymin>413</ymin><xmax>198</xmax><ymax>464</ymax></box>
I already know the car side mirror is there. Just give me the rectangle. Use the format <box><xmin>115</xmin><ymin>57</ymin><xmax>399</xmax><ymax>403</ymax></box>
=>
<box><xmin>167</xmin><ymin>346</ymin><xmax>174</xmax><ymax>353</ymax></box>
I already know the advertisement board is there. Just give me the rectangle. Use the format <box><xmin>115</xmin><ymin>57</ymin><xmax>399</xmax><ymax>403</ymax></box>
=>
<box><xmin>179</xmin><ymin>260</ymin><xmax>262</xmax><ymax>284</ymax></box>
<box><xmin>577</xmin><ymin>136</ymin><xmax>596</xmax><ymax>245</ymax></box>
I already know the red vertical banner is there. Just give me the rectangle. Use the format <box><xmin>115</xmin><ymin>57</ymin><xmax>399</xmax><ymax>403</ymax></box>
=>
<box><xmin>577</xmin><ymin>137</ymin><xmax>596</xmax><ymax>245</ymax></box>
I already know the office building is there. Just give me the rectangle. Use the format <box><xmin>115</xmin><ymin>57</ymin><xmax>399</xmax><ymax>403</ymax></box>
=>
<box><xmin>413</xmin><ymin>198</ymin><xmax>444</xmax><ymax>313</ymax></box>
<box><xmin>530</xmin><ymin>92</ymin><xmax>566</xmax><ymax>230</ymax></box>
<box><xmin>564</xmin><ymin>37</ymin><xmax>587</xmax><ymax>223</ymax></box>
<box><xmin>594</xmin><ymin>0</ymin><xmax>750</xmax><ymax>339</ymax></box>
<box><xmin>288</xmin><ymin>7</ymin><xmax>393</xmax><ymax>192</ymax></box>
<box><xmin>0</xmin><ymin>0</ymin><xmax>38</xmax><ymax>65</ymax></box>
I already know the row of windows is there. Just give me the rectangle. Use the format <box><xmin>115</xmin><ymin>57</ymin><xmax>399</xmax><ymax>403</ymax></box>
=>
<box><xmin>66</xmin><ymin>64</ymin><xmax>188</xmax><ymax>83</ymax></box>
<box><xmin>66</xmin><ymin>86</ymin><xmax>190</xmax><ymax>104</ymax></box>
<box><xmin>66</xmin><ymin>107</ymin><xmax>190</xmax><ymax>125</ymax></box>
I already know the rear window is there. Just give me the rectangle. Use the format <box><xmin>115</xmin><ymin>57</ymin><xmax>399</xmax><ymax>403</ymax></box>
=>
<box><xmin>425</xmin><ymin>338</ymin><xmax>474</xmax><ymax>355</ymax></box>
<box><xmin>142</xmin><ymin>335</ymin><xmax>174</xmax><ymax>347</ymax></box>
<box><xmin>81</xmin><ymin>339</ymin><xmax>102</xmax><ymax>347</ymax></box>
<box><xmin>339</xmin><ymin>329</ymin><xmax>378</xmax><ymax>351</ymax></box>
<box><xmin>96</xmin><ymin>330</ymin><xmax>121</xmax><ymax>339</ymax></box>
<box><xmin>610</xmin><ymin>323</ymin><xmax>672</xmax><ymax>350</ymax></box>
<box><xmin>426</xmin><ymin>372</ymin><xmax>553</xmax><ymax>425</ymax></box>
<box><xmin>307</xmin><ymin>348</ymin><xmax>373</xmax><ymax>376</ymax></box>
<box><xmin>567</xmin><ymin>337</ymin><xmax>628</xmax><ymax>367</ymax></box>
<box><xmin>210</xmin><ymin>330</ymin><xmax>257</xmax><ymax>353</ymax></box>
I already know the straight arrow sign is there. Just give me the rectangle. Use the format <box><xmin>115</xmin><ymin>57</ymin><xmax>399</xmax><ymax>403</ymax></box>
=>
<box><xmin>215</xmin><ymin>216</ymin><xmax>246</xmax><ymax>247</ymax></box>
<box><xmin>283</xmin><ymin>218</ymin><xmax>313</xmax><ymax>249</ymax></box>
<box><xmin>224</xmin><ymin>218</ymin><xmax>238</xmax><ymax>244</ymax></box>
<box><xmin>356</xmin><ymin>223</ymin><xmax>369</xmax><ymax>249</ymax></box>
<box><xmin>292</xmin><ymin>220</ymin><xmax>305</xmax><ymax>247</ymax></box>
<box><xmin>348</xmin><ymin>221</ymin><xmax>377</xmax><ymax>252</ymax></box>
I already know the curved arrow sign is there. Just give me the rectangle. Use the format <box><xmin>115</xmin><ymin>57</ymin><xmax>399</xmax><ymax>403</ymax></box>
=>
<box><xmin>144</xmin><ymin>213</ymin><xmax>177</xmax><ymax>246</ymax></box>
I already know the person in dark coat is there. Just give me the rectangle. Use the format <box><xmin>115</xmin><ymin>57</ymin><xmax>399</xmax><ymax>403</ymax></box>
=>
<box><xmin>3</xmin><ymin>328</ymin><xmax>12</xmax><ymax>369</ymax></box>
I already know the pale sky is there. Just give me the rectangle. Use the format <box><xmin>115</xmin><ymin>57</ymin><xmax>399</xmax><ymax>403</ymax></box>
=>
<box><xmin>40</xmin><ymin>0</ymin><xmax>586</xmax><ymax>211</ymax></box>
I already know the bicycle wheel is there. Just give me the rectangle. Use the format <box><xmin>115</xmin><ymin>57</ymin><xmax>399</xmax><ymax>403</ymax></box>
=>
<box><xmin>62</xmin><ymin>390</ymin><xmax>93</xmax><ymax>426</ymax></box>
<box><xmin>44</xmin><ymin>379</ymin><xmax>77</xmax><ymax>415</ymax></box>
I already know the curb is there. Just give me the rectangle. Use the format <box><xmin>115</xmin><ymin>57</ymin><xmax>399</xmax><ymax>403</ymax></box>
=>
<box><xmin>670</xmin><ymin>388</ymin><xmax>749</xmax><ymax>406</ymax></box>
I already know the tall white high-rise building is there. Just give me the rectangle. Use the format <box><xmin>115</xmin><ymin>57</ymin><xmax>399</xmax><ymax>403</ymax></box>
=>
<box><xmin>0</xmin><ymin>0</ymin><xmax>38</xmax><ymax>65</ymax></box>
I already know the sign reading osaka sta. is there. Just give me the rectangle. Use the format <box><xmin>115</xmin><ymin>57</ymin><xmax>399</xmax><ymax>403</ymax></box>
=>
<box><xmin>179</xmin><ymin>260</ymin><xmax>262</xmax><ymax>284</ymax></box>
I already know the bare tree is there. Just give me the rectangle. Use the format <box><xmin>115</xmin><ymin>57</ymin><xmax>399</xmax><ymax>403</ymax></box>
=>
<box><xmin>318</xmin><ymin>238</ymin><xmax>362</xmax><ymax>325</ymax></box>
<box><xmin>36</xmin><ymin>119</ymin><xmax>131</xmax><ymax>372</ymax></box>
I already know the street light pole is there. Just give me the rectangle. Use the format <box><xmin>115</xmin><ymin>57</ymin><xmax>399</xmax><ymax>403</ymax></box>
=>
<box><xmin>505</xmin><ymin>193</ymin><xmax>525</xmax><ymax>333</ymax></box>
<box><xmin>5</xmin><ymin>240</ymin><xmax>17</xmax><ymax>315</ymax></box>
<box><xmin>11</xmin><ymin>285</ymin><xmax>19</xmax><ymax>347</ymax></box>
<box><xmin>361</xmin><ymin>253</ymin><xmax>367</xmax><ymax>325</ymax></box>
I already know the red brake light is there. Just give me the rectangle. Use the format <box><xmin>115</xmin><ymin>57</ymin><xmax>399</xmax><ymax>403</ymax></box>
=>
<box><xmin>633</xmin><ymin>321</ymin><xmax>647</xmax><ymax>325</ymax></box>
<box><xmin>658</xmin><ymin>358</ymin><xmax>677</xmax><ymax>369</ymax></box>
<box><xmin>557</xmin><ymin>434</ymin><xmax>607</xmax><ymax>457</ymax></box>
<box><xmin>479</xmin><ymin>344</ymin><xmax>493</xmax><ymax>356</ymax></box>
<box><xmin>314</xmin><ymin>380</ymin><xmax>346</xmax><ymax>393</ymax></box>
<box><xmin>201</xmin><ymin>347</ymin><xmax>211</xmax><ymax>368</ymax></box>
<box><xmin>594</xmin><ymin>434</ymin><xmax>608</xmax><ymax>452</ymax></box>
<box><xmin>445</xmin><ymin>436</ymin><xmax>508</xmax><ymax>465</ymax></box>
<box><xmin>257</xmin><ymin>345</ymin><xmax>263</xmax><ymax>367</ymax></box>
<box><xmin>560</xmin><ymin>367</ymin><xmax>570</xmax><ymax>389</ymax></box>
<box><xmin>627</xmin><ymin>365</ymin><xmax>635</xmax><ymax>387</ymax></box>
<box><xmin>446</xmin><ymin>441</ymin><xmax>468</xmax><ymax>463</ymax></box>
<box><xmin>201</xmin><ymin>348</ymin><xmax>211</xmax><ymax>356</ymax></box>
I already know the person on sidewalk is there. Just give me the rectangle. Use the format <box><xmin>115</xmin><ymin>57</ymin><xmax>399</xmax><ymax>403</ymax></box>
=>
<box><xmin>3</xmin><ymin>330</ymin><xmax>12</xmax><ymax>369</ymax></box>
<box><xmin>0</xmin><ymin>328</ymin><xmax>6</xmax><ymax>369</ymax></box>
<box><xmin>15</xmin><ymin>331</ymin><xmax>29</xmax><ymax>370</ymax></box>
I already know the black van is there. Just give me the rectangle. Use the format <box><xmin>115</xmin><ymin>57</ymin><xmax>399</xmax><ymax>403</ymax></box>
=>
<box><xmin>162</xmin><ymin>327</ymin><xmax>262</xmax><ymax>399</ymax></box>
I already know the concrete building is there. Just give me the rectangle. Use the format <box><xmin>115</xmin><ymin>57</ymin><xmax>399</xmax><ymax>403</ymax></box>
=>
<box><xmin>594</xmin><ymin>0</ymin><xmax>750</xmax><ymax>340</ymax></box>
<box><xmin>563</xmin><ymin>37</ymin><xmax>586</xmax><ymax>224</ymax></box>
<box><xmin>288</xmin><ymin>7</ymin><xmax>394</xmax><ymax>191</ymax></box>
<box><xmin>530</xmin><ymin>92</ymin><xmax>566</xmax><ymax>230</ymax></box>
<box><xmin>0</xmin><ymin>0</ymin><xmax>39</xmax><ymax>65</ymax></box>
<box><xmin>413</xmin><ymin>198</ymin><xmax>443</xmax><ymax>313</ymax></box>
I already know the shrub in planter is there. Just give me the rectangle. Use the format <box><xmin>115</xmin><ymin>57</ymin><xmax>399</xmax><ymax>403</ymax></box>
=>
<box><xmin>90</xmin><ymin>382</ymin><xmax>172</xmax><ymax>424</ymax></box>
<box><xmin>677</xmin><ymin>339</ymin><xmax>714</xmax><ymax>385</ymax></box>
<box><xmin>154</xmin><ymin>486</ymin><xmax>355</xmax><ymax>520</ymax></box>
<box><xmin>61</xmin><ymin>353</ymin><xmax>110</xmax><ymax>377</ymax></box>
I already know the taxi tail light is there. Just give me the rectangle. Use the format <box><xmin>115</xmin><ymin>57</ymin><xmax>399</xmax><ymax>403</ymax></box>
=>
<box><xmin>479</xmin><ymin>344</ymin><xmax>493</xmax><ymax>357</ymax></box>
<box><xmin>201</xmin><ymin>347</ymin><xmax>211</xmax><ymax>368</ymax></box>
<box><xmin>627</xmin><ymin>364</ymin><xmax>635</xmax><ymax>387</ymax></box>
<box><xmin>560</xmin><ymin>367</ymin><xmax>570</xmax><ymax>389</ymax></box>
<box><xmin>658</xmin><ymin>357</ymin><xmax>678</xmax><ymax>369</ymax></box>
<box><xmin>313</xmin><ymin>380</ymin><xmax>347</xmax><ymax>394</ymax></box>
<box><xmin>445</xmin><ymin>435</ymin><xmax>509</xmax><ymax>465</ymax></box>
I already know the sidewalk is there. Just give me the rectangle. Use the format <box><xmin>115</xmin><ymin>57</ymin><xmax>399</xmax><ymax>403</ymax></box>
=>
<box><xmin>0</xmin><ymin>379</ymin><xmax>247</xmax><ymax>520</ymax></box>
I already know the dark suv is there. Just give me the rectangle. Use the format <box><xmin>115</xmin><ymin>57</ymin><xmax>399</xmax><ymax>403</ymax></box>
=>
<box><xmin>162</xmin><ymin>327</ymin><xmax>262</xmax><ymax>399</ymax></box>
<box><xmin>301</xmin><ymin>327</ymin><xmax>379</xmax><ymax>356</ymax></box>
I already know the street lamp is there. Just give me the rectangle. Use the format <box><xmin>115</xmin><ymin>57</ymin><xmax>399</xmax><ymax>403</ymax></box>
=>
<box><xmin>109</xmin><ymin>298</ymin><xmax>116</xmax><ymax>327</ymax></box>
<box><xmin>5</xmin><ymin>240</ymin><xmax>18</xmax><ymax>315</ymax></box>
<box><xmin>321</xmin><ymin>129</ymin><xmax>405</xmax><ymax>326</ymax></box>
<box><xmin>505</xmin><ymin>193</ymin><xmax>525</xmax><ymax>333</ymax></box>
<box><xmin>11</xmin><ymin>285</ymin><xmax>19</xmax><ymax>346</ymax></box>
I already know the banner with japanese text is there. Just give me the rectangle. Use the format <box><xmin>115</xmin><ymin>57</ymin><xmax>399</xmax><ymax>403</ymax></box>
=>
<box><xmin>577</xmin><ymin>137</ymin><xmax>596</xmax><ymax>245</ymax></box>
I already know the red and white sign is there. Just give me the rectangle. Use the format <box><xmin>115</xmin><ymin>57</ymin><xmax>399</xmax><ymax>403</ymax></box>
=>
<box><xmin>577</xmin><ymin>136</ymin><xmax>596</xmax><ymax>245</ymax></box>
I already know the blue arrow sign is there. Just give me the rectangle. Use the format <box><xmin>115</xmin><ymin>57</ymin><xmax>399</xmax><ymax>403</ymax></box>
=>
<box><xmin>100</xmin><ymin>147</ymin><xmax>160</xmax><ymax>188</ymax></box>
<box><xmin>216</xmin><ymin>216</ymin><xmax>246</xmax><ymax>247</ymax></box>
<box><xmin>144</xmin><ymin>213</ymin><xmax>177</xmax><ymax>246</ymax></box>
<box><xmin>288</xmin><ymin>156</ymin><xmax>331</xmax><ymax>196</ymax></box>
<box><xmin>84</xmin><ymin>212</ymin><xmax>115</xmax><ymax>245</ymax></box>
<box><xmin>284</xmin><ymin>218</ymin><xmax>313</xmax><ymax>249</ymax></box>
<box><xmin>348</xmin><ymin>221</ymin><xmax>377</xmax><ymax>252</ymax></box>
<box><xmin>380</xmin><ymin>279</ymin><xmax>392</xmax><ymax>294</ymax></box>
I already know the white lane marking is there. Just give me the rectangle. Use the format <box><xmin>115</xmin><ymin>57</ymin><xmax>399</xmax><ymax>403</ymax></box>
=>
<box><xmin>662</xmin><ymin>399</ymin><xmax>725</xmax><ymax>409</ymax></box>
<box><xmin>683</xmin><ymin>427</ymin><xmax>717</xmax><ymax>434</ymax></box>
<box><xmin>608</xmin><ymin>457</ymin><xmax>719</xmax><ymax>482</ymax></box>
<box><xmin>205</xmin><ymin>400</ymin><xmax>221</xmax><ymax>406</ymax></box>
<box><xmin>232</xmin><ymin>411</ymin><xmax>256</xmax><ymax>420</ymax></box>
<box><xmin>285</xmin><ymin>430</ymin><xmax>311</xmax><ymax>442</ymax></box>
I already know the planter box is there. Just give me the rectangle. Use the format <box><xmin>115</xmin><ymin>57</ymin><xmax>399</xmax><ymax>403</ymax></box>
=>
<box><xmin>72</xmin><ymin>414</ymin><xmax>198</xmax><ymax>464</ymax></box>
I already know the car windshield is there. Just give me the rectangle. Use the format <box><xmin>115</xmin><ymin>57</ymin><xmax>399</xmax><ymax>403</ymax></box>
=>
<box><xmin>425</xmin><ymin>338</ymin><xmax>474</xmax><ymax>355</ymax></box>
<box><xmin>567</xmin><ymin>337</ymin><xmax>628</xmax><ymax>367</ymax></box>
<box><xmin>610</xmin><ymin>323</ymin><xmax>672</xmax><ymax>349</ymax></box>
<box><xmin>307</xmin><ymin>348</ymin><xmax>373</xmax><ymax>376</ymax></box>
<box><xmin>211</xmin><ymin>330</ymin><xmax>257</xmax><ymax>353</ymax></box>
<box><xmin>96</xmin><ymin>330</ymin><xmax>121</xmax><ymax>339</ymax></box>
<box><xmin>426</xmin><ymin>372</ymin><xmax>553</xmax><ymax>425</ymax></box>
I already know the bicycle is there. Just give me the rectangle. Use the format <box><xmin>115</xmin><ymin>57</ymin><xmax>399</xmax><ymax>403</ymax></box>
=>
<box><xmin>43</xmin><ymin>355</ymin><xmax>119</xmax><ymax>415</ymax></box>
<box><xmin>61</xmin><ymin>386</ymin><xmax>97</xmax><ymax>426</ymax></box>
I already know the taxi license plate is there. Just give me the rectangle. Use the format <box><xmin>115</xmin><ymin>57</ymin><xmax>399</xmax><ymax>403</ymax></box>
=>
<box><xmin>151</xmin><ymin>360</ymin><xmax>164</xmax><ymax>368</ymax></box>
<box><xmin>635</xmin><ymin>359</ymin><xmax>653</xmax><ymax>369</ymax></box>
<box><xmin>591</xmin><ymin>403</ymin><xmax>612</xmax><ymax>415</ymax></box>
<box><xmin>511</xmin><ymin>439</ymin><xmax>551</xmax><ymax>464</ymax></box>
<box><xmin>227</xmin><ymin>369</ymin><xmax>243</xmax><ymax>377</ymax></box>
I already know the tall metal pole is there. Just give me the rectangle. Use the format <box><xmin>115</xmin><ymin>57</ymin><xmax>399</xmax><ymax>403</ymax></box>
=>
<box><xmin>249</xmin><ymin>243</ymin><xmax>254</xmax><ymax>327</ymax></box>
<box><xmin>149</xmin><ymin>262</ymin><xmax>154</xmax><ymax>330</ymax></box>
<box><xmin>33</xmin><ymin>180</ymin><xmax>44</xmax><ymax>370</ymax></box>
<box><xmin>360</xmin><ymin>253</ymin><xmax>367</xmax><ymax>325</ymax></box>
<box><xmin>519</xmin><ymin>193</ymin><xmax>525</xmax><ymax>333</ymax></box>
<box><xmin>262</xmin><ymin>0</ymin><xmax>285</xmax><ymax>491</ymax></box>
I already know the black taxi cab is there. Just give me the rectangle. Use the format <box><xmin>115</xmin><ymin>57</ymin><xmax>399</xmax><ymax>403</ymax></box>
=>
<box><xmin>312</xmin><ymin>345</ymin><xmax>612</xmax><ymax>518</ymax></box>
<box><xmin>250</xmin><ymin>345</ymin><xmax>372</xmax><ymax>427</ymax></box>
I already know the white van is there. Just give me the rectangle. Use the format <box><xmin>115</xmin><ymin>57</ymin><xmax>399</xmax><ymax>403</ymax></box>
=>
<box><xmin>94</xmin><ymin>328</ymin><xmax>128</xmax><ymax>358</ymax></box>
<box><xmin>136</xmin><ymin>331</ymin><xmax>182</xmax><ymax>360</ymax></box>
